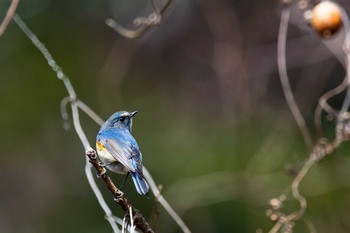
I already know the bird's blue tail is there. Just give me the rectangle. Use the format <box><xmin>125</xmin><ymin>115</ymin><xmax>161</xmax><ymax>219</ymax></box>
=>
<box><xmin>131</xmin><ymin>172</ymin><xmax>150</xmax><ymax>197</ymax></box>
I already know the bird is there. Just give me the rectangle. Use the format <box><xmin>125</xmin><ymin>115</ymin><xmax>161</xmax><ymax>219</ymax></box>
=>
<box><xmin>96</xmin><ymin>110</ymin><xmax>149</xmax><ymax>197</ymax></box>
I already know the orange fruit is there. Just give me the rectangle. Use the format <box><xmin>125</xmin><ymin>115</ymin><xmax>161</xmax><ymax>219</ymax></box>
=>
<box><xmin>311</xmin><ymin>1</ymin><xmax>342</xmax><ymax>38</ymax></box>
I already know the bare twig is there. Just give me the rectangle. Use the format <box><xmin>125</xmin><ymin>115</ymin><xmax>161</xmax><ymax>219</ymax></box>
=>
<box><xmin>268</xmin><ymin>133</ymin><xmax>347</xmax><ymax>233</ymax></box>
<box><xmin>106</xmin><ymin>0</ymin><xmax>173</xmax><ymax>39</ymax></box>
<box><xmin>314</xmin><ymin>76</ymin><xmax>347</xmax><ymax>138</ymax></box>
<box><xmin>340</xmin><ymin>5</ymin><xmax>350</xmax><ymax>115</ymax></box>
<box><xmin>105</xmin><ymin>19</ymin><xmax>148</xmax><ymax>39</ymax></box>
<box><xmin>268</xmin><ymin>114</ymin><xmax>350</xmax><ymax>232</ymax></box>
<box><xmin>278</xmin><ymin>4</ymin><xmax>313</xmax><ymax>149</ymax></box>
<box><xmin>285</xmin><ymin>158</ymin><xmax>313</xmax><ymax>221</ymax></box>
<box><xmin>86</xmin><ymin>148</ymin><xmax>154</xmax><ymax>233</ymax></box>
<box><xmin>0</xmin><ymin>0</ymin><xmax>19</xmax><ymax>36</ymax></box>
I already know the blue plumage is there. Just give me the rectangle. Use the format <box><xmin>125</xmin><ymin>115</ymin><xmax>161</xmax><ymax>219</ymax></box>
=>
<box><xmin>96</xmin><ymin>111</ymin><xmax>149</xmax><ymax>197</ymax></box>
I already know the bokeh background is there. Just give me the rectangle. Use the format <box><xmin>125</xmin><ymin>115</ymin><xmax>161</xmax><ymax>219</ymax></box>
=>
<box><xmin>1</xmin><ymin>0</ymin><xmax>350</xmax><ymax>232</ymax></box>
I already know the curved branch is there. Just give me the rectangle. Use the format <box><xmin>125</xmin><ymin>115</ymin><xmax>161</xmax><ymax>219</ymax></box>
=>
<box><xmin>278</xmin><ymin>5</ymin><xmax>313</xmax><ymax>149</ymax></box>
<box><xmin>106</xmin><ymin>0</ymin><xmax>173</xmax><ymax>39</ymax></box>
<box><xmin>314</xmin><ymin>76</ymin><xmax>347</xmax><ymax>137</ymax></box>
<box><xmin>105</xmin><ymin>19</ymin><xmax>149</xmax><ymax>39</ymax></box>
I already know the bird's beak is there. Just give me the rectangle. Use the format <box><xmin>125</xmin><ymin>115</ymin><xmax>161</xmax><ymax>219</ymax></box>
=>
<box><xmin>130</xmin><ymin>111</ymin><xmax>138</xmax><ymax>118</ymax></box>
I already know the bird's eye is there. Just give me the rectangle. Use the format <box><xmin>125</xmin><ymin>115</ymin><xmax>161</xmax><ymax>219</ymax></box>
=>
<box><xmin>119</xmin><ymin>117</ymin><xmax>126</xmax><ymax>122</ymax></box>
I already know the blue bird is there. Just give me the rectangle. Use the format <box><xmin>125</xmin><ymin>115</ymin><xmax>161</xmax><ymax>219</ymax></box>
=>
<box><xmin>96</xmin><ymin>111</ymin><xmax>149</xmax><ymax>197</ymax></box>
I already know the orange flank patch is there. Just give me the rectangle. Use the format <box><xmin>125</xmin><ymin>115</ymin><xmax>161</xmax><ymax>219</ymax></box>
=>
<box><xmin>96</xmin><ymin>141</ymin><xmax>106</xmax><ymax>151</ymax></box>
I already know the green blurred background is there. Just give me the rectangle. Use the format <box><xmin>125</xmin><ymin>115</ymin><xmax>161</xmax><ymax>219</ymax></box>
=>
<box><xmin>1</xmin><ymin>0</ymin><xmax>350</xmax><ymax>232</ymax></box>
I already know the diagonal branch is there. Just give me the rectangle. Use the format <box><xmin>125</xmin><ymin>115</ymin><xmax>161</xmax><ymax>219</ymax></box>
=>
<box><xmin>86</xmin><ymin>148</ymin><xmax>154</xmax><ymax>233</ymax></box>
<box><xmin>0</xmin><ymin>0</ymin><xmax>19</xmax><ymax>36</ymax></box>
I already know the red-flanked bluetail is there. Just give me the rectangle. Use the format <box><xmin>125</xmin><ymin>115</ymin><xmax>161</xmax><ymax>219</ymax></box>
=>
<box><xmin>96</xmin><ymin>111</ymin><xmax>149</xmax><ymax>197</ymax></box>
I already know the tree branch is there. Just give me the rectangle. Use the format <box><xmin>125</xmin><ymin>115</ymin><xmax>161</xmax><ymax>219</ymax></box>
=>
<box><xmin>106</xmin><ymin>0</ymin><xmax>173</xmax><ymax>39</ymax></box>
<box><xmin>86</xmin><ymin>148</ymin><xmax>154</xmax><ymax>233</ymax></box>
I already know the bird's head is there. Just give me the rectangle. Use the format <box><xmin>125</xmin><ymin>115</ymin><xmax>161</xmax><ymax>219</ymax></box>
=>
<box><xmin>104</xmin><ymin>111</ymin><xmax>138</xmax><ymax>132</ymax></box>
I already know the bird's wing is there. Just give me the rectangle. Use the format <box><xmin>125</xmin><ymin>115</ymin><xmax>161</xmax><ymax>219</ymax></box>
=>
<box><xmin>99</xmin><ymin>136</ymin><xmax>136</xmax><ymax>173</ymax></box>
<box><xmin>130</xmin><ymin>144</ymin><xmax>144</xmax><ymax>177</ymax></box>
